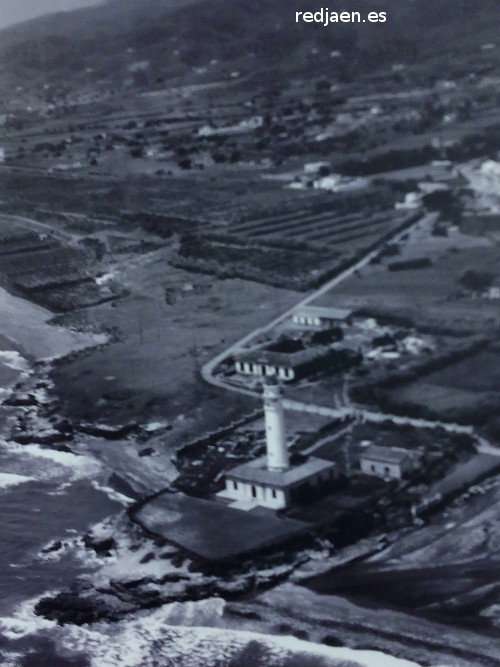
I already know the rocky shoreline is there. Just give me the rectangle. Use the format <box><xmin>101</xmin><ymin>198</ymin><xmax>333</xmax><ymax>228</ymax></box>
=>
<box><xmin>0</xmin><ymin>352</ymin><xmax>320</xmax><ymax>627</ymax></box>
<box><xmin>3</xmin><ymin>295</ymin><xmax>500</xmax><ymax>667</ymax></box>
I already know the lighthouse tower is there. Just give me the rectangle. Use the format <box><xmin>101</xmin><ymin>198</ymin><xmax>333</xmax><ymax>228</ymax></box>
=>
<box><xmin>264</xmin><ymin>379</ymin><xmax>289</xmax><ymax>471</ymax></box>
<box><xmin>219</xmin><ymin>376</ymin><xmax>337</xmax><ymax>510</ymax></box>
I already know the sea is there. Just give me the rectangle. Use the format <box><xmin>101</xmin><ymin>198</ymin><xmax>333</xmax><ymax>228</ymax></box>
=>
<box><xmin>0</xmin><ymin>339</ymin><xmax>123</xmax><ymax>664</ymax></box>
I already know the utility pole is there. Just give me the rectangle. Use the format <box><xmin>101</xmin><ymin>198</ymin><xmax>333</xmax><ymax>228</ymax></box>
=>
<box><xmin>343</xmin><ymin>430</ymin><xmax>352</xmax><ymax>476</ymax></box>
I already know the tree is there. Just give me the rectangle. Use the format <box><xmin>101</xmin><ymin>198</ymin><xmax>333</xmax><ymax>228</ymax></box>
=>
<box><xmin>459</xmin><ymin>269</ymin><xmax>494</xmax><ymax>292</ymax></box>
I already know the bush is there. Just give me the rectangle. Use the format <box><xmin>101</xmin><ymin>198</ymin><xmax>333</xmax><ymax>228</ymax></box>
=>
<box><xmin>388</xmin><ymin>257</ymin><xmax>432</xmax><ymax>271</ymax></box>
<box><xmin>459</xmin><ymin>269</ymin><xmax>494</xmax><ymax>292</ymax></box>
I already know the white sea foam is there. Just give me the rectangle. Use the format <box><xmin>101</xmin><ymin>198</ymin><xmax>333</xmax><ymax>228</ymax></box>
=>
<box><xmin>0</xmin><ymin>350</ymin><xmax>30</xmax><ymax>372</ymax></box>
<box><xmin>19</xmin><ymin>444</ymin><xmax>102</xmax><ymax>480</ymax></box>
<box><xmin>46</xmin><ymin>481</ymin><xmax>72</xmax><ymax>496</ymax></box>
<box><xmin>0</xmin><ymin>472</ymin><xmax>32</xmax><ymax>489</ymax></box>
<box><xmin>0</xmin><ymin>439</ymin><xmax>103</xmax><ymax>487</ymax></box>
<box><xmin>0</xmin><ymin>590</ymin><xmax>443</xmax><ymax>667</ymax></box>
<box><xmin>55</xmin><ymin>608</ymin><xmax>429</xmax><ymax>667</ymax></box>
<box><xmin>1</xmin><ymin>652</ymin><xmax>23</xmax><ymax>667</ymax></box>
<box><xmin>0</xmin><ymin>595</ymin><xmax>57</xmax><ymax>640</ymax></box>
<box><xmin>90</xmin><ymin>480</ymin><xmax>135</xmax><ymax>505</ymax></box>
<box><xmin>143</xmin><ymin>420</ymin><xmax>169</xmax><ymax>432</ymax></box>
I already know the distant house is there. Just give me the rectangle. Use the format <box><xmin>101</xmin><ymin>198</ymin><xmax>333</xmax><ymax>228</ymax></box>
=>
<box><xmin>292</xmin><ymin>306</ymin><xmax>352</xmax><ymax>329</ymax></box>
<box><xmin>487</xmin><ymin>279</ymin><xmax>500</xmax><ymax>299</ymax></box>
<box><xmin>235</xmin><ymin>351</ymin><xmax>296</xmax><ymax>381</ymax></box>
<box><xmin>359</xmin><ymin>445</ymin><xmax>414</xmax><ymax>480</ymax></box>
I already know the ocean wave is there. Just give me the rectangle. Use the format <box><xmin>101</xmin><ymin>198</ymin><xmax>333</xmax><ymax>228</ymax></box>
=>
<box><xmin>0</xmin><ymin>595</ymin><xmax>57</xmax><ymax>641</ymax></box>
<box><xmin>1</xmin><ymin>440</ymin><xmax>102</xmax><ymax>484</ymax></box>
<box><xmin>0</xmin><ymin>595</ymin><xmax>443</xmax><ymax>667</ymax></box>
<box><xmin>90</xmin><ymin>481</ymin><xmax>135</xmax><ymax>506</ymax></box>
<box><xmin>0</xmin><ymin>473</ymin><xmax>33</xmax><ymax>490</ymax></box>
<box><xmin>0</xmin><ymin>351</ymin><xmax>30</xmax><ymax>373</ymax></box>
<box><xmin>55</xmin><ymin>609</ymin><xmax>429</xmax><ymax>667</ymax></box>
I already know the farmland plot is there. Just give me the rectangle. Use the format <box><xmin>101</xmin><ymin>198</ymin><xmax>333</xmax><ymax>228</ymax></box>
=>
<box><xmin>174</xmin><ymin>186</ymin><xmax>416</xmax><ymax>290</ymax></box>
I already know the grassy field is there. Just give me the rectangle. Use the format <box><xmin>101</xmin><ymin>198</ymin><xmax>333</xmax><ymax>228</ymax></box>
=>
<box><xmin>315</xmin><ymin>215</ymin><xmax>500</xmax><ymax>332</ymax></box>
<box><xmin>383</xmin><ymin>349</ymin><xmax>500</xmax><ymax>422</ymax></box>
<box><xmin>424</xmin><ymin>350</ymin><xmax>500</xmax><ymax>393</ymax></box>
<box><xmin>50</xmin><ymin>250</ymin><xmax>298</xmax><ymax>441</ymax></box>
<box><xmin>388</xmin><ymin>383</ymin><xmax>490</xmax><ymax>415</ymax></box>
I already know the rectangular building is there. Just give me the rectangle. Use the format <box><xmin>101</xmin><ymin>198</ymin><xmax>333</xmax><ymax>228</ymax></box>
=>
<box><xmin>292</xmin><ymin>305</ymin><xmax>352</xmax><ymax>329</ymax></box>
<box><xmin>235</xmin><ymin>346</ymin><xmax>357</xmax><ymax>382</ymax></box>
<box><xmin>359</xmin><ymin>445</ymin><xmax>413</xmax><ymax>480</ymax></box>
<box><xmin>219</xmin><ymin>455</ymin><xmax>337</xmax><ymax>510</ymax></box>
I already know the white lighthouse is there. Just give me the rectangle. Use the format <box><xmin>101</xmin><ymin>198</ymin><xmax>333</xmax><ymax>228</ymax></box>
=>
<box><xmin>219</xmin><ymin>379</ymin><xmax>337</xmax><ymax>510</ymax></box>
<box><xmin>264</xmin><ymin>379</ymin><xmax>289</xmax><ymax>471</ymax></box>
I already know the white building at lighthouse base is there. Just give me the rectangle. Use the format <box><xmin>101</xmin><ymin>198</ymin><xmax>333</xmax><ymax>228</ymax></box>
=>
<box><xmin>217</xmin><ymin>455</ymin><xmax>336</xmax><ymax>510</ymax></box>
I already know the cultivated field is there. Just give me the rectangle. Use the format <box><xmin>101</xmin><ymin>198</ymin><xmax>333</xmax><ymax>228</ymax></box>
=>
<box><xmin>315</xmin><ymin>215</ymin><xmax>500</xmax><ymax>332</ymax></box>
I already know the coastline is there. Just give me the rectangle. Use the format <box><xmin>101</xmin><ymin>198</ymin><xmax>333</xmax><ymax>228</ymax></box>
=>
<box><xmin>0</xmin><ymin>285</ymin><xmax>126</xmax><ymax>611</ymax></box>
<box><xmin>1</xmin><ymin>288</ymin><xmax>498</xmax><ymax>667</ymax></box>
<box><xmin>0</xmin><ymin>285</ymin><xmax>107</xmax><ymax>363</ymax></box>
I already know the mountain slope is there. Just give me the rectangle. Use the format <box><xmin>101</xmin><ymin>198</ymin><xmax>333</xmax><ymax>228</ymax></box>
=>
<box><xmin>1</xmin><ymin>0</ymin><xmax>499</xmax><ymax>89</ymax></box>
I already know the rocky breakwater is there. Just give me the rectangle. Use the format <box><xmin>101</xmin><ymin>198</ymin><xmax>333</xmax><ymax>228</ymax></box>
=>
<box><xmin>33</xmin><ymin>508</ymin><xmax>325</xmax><ymax>626</ymax></box>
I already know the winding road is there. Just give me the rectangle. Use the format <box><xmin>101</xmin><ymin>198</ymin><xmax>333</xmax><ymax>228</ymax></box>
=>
<box><xmin>200</xmin><ymin>210</ymin><xmax>500</xmax><ymax>457</ymax></box>
<box><xmin>202</xmin><ymin>212</ymin><xmax>438</xmax><ymax>392</ymax></box>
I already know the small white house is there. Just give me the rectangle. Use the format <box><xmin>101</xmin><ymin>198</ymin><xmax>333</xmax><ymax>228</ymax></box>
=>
<box><xmin>359</xmin><ymin>445</ymin><xmax>413</xmax><ymax>480</ymax></box>
<box><xmin>292</xmin><ymin>305</ymin><xmax>352</xmax><ymax>329</ymax></box>
<box><xmin>487</xmin><ymin>284</ymin><xmax>500</xmax><ymax>299</ymax></box>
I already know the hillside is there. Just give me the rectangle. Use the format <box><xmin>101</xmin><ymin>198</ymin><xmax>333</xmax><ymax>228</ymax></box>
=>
<box><xmin>1</xmin><ymin>0</ymin><xmax>499</xmax><ymax>93</ymax></box>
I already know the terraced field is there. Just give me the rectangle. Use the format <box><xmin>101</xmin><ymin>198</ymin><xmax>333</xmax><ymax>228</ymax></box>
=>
<box><xmin>0</xmin><ymin>218</ymin><xmax>57</xmax><ymax>255</ymax></box>
<box><xmin>231</xmin><ymin>208</ymin><xmax>406</xmax><ymax>247</ymax></box>
<box><xmin>0</xmin><ymin>216</ymin><xmax>109</xmax><ymax>311</ymax></box>
<box><xmin>174</xmin><ymin>185</ymin><xmax>419</xmax><ymax>290</ymax></box>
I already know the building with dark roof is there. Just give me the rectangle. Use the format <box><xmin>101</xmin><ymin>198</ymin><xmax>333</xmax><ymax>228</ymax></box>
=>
<box><xmin>235</xmin><ymin>345</ymin><xmax>356</xmax><ymax>382</ymax></box>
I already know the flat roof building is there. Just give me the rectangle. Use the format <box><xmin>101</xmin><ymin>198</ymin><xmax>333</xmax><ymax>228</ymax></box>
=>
<box><xmin>221</xmin><ymin>455</ymin><xmax>336</xmax><ymax>510</ymax></box>
<box><xmin>292</xmin><ymin>305</ymin><xmax>353</xmax><ymax>329</ymax></box>
<box><xmin>359</xmin><ymin>444</ymin><xmax>413</xmax><ymax>480</ymax></box>
<box><xmin>235</xmin><ymin>345</ymin><xmax>356</xmax><ymax>382</ymax></box>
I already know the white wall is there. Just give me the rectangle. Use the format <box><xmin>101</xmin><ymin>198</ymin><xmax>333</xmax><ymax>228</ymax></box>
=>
<box><xmin>265</xmin><ymin>388</ymin><xmax>289</xmax><ymax>470</ymax></box>
<box><xmin>360</xmin><ymin>459</ymin><xmax>403</xmax><ymax>479</ymax></box>
<box><xmin>224</xmin><ymin>478</ymin><xmax>286</xmax><ymax>509</ymax></box>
